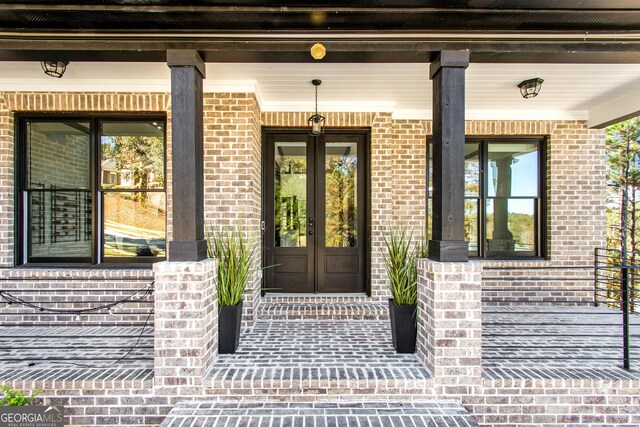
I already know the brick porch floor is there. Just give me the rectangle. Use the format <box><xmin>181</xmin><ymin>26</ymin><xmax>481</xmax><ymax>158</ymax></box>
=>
<box><xmin>0</xmin><ymin>303</ymin><xmax>638</xmax><ymax>384</ymax></box>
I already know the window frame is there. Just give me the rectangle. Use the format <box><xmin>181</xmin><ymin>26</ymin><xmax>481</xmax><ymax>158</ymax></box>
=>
<box><xmin>16</xmin><ymin>113</ymin><xmax>167</xmax><ymax>266</ymax></box>
<box><xmin>427</xmin><ymin>136</ymin><xmax>547</xmax><ymax>260</ymax></box>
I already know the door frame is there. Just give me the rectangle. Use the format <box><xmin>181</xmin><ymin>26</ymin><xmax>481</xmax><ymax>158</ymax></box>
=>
<box><xmin>261</xmin><ymin>127</ymin><xmax>371</xmax><ymax>296</ymax></box>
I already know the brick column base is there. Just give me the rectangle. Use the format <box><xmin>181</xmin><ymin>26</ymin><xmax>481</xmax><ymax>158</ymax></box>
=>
<box><xmin>153</xmin><ymin>259</ymin><xmax>218</xmax><ymax>395</ymax></box>
<box><xmin>417</xmin><ymin>259</ymin><xmax>483</xmax><ymax>395</ymax></box>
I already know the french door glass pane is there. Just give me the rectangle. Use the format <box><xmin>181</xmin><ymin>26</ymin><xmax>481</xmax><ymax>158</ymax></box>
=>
<box><xmin>103</xmin><ymin>192</ymin><xmax>166</xmax><ymax>257</ymax></box>
<box><xmin>487</xmin><ymin>142</ymin><xmax>538</xmax><ymax>197</ymax></box>
<box><xmin>486</xmin><ymin>198</ymin><xmax>536</xmax><ymax>254</ymax></box>
<box><xmin>465</xmin><ymin>143</ymin><xmax>480</xmax><ymax>197</ymax></box>
<box><xmin>275</xmin><ymin>141</ymin><xmax>307</xmax><ymax>247</ymax></box>
<box><xmin>325</xmin><ymin>141</ymin><xmax>358</xmax><ymax>247</ymax></box>
<box><xmin>101</xmin><ymin>121</ymin><xmax>165</xmax><ymax>189</ymax></box>
<box><xmin>465</xmin><ymin>198</ymin><xmax>479</xmax><ymax>255</ymax></box>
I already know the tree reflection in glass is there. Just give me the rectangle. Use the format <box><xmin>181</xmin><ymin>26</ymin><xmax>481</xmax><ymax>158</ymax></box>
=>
<box><xmin>274</xmin><ymin>142</ymin><xmax>307</xmax><ymax>247</ymax></box>
<box><xmin>487</xmin><ymin>142</ymin><xmax>538</xmax><ymax>254</ymax></box>
<box><xmin>101</xmin><ymin>121</ymin><xmax>166</xmax><ymax>257</ymax></box>
<box><xmin>325</xmin><ymin>142</ymin><xmax>357</xmax><ymax>247</ymax></box>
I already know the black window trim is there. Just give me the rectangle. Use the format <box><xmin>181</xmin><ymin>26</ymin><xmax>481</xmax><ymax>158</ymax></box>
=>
<box><xmin>427</xmin><ymin>135</ymin><xmax>547</xmax><ymax>260</ymax></box>
<box><xmin>15</xmin><ymin>113</ymin><xmax>167</xmax><ymax>266</ymax></box>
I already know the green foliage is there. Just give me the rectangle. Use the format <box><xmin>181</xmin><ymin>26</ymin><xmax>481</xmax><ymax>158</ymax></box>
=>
<box><xmin>604</xmin><ymin>118</ymin><xmax>640</xmax><ymax>309</ymax></box>
<box><xmin>0</xmin><ymin>384</ymin><xmax>40</xmax><ymax>406</ymax></box>
<box><xmin>382</xmin><ymin>228</ymin><xmax>428</xmax><ymax>306</ymax></box>
<box><xmin>325</xmin><ymin>155</ymin><xmax>357</xmax><ymax>247</ymax></box>
<box><xmin>102</xmin><ymin>135</ymin><xmax>165</xmax><ymax>190</ymax></box>
<box><xmin>207</xmin><ymin>227</ymin><xmax>258</xmax><ymax>307</ymax></box>
<box><xmin>274</xmin><ymin>156</ymin><xmax>307</xmax><ymax>245</ymax></box>
<box><xmin>606</xmin><ymin>118</ymin><xmax>640</xmax><ymax>256</ymax></box>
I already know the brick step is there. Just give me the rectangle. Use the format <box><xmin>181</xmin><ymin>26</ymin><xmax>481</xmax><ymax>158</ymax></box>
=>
<box><xmin>204</xmin><ymin>366</ymin><xmax>433</xmax><ymax>396</ymax></box>
<box><xmin>205</xmin><ymin>319</ymin><xmax>432</xmax><ymax>395</ymax></box>
<box><xmin>257</xmin><ymin>302</ymin><xmax>389</xmax><ymax>320</ymax></box>
<box><xmin>161</xmin><ymin>401</ymin><xmax>479</xmax><ymax>427</ymax></box>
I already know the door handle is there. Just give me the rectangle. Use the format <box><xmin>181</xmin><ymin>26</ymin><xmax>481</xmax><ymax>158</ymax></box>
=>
<box><xmin>308</xmin><ymin>218</ymin><xmax>314</xmax><ymax>227</ymax></box>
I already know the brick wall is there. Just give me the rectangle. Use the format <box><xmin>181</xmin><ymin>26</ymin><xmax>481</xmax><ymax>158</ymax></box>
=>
<box><xmin>0</xmin><ymin>268</ymin><xmax>154</xmax><ymax>325</ymax></box>
<box><xmin>417</xmin><ymin>260</ymin><xmax>483</xmax><ymax>396</ymax></box>
<box><xmin>262</xmin><ymin>114</ymin><xmax>606</xmax><ymax>302</ymax></box>
<box><xmin>27</xmin><ymin>129</ymin><xmax>92</xmax><ymax>258</ymax></box>
<box><xmin>0</xmin><ymin>92</ymin><xmax>171</xmax><ymax>268</ymax></box>
<box><xmin>0</xmin><ymin>92</ymin><xmax>171</xmax><ymax>330</ymax></box>
<box><xmin>0</xmin><ymin>91</ymin><xmax>265</xmax><ymax>322</ymax></box>
<box><xmin>0</xmin><ymin>92</ymin><xmax>607</xmax><ymax>304</ymax></box>
<box><xmin>203</xmin><ymin>93</ymin><xmax>262</xmax><ymax>326</ymax></box>
<box><xmin>468</xmin><ymin>378</ymin><xmax>640</xmax><ymax>426</ymax></box>
<box><xmin>153</xmin><ymin>258</ymin><xmax>218</xmax><ymax>395</ymax></box>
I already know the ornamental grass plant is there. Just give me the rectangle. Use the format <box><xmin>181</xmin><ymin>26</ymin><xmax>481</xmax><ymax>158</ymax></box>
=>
<box><xmin>382</xmin><ymin>228</ymin><xmax>428</xmax><ymax>306</ymax></box>
<box><xmin>207</xmin><ymin>227</ymin><xmax>258</xmax><ymax>307</ymax></box>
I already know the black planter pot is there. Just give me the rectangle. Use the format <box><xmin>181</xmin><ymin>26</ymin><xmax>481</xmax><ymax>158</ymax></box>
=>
<box><xmin>388</xmin><ymin>299</ymin><xmax>417</xmax><ymax>353</ymax></box>
<box><xmin>218</xmin><ymin>300</ymin><xmax>243</xmax><ymax>354</ymax></box>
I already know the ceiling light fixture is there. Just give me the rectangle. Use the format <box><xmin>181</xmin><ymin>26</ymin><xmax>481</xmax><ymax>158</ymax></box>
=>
<box><xmin>40</xmin><ymin>61</ymin><xmax>69</xmax><ymax>78</ymax></box>
<box><xmin>310</xmin><ymin>43</ymin><xmax>326</xmax><ymax>60</ymax></box>
<box><xmin>308</xmin><ymin>79</ymin><xmax>325</xmax><ymax>136</ymax></box>
<box><xmin>517</xmin><ymin>77</ymin><xmax>544</xmax><ymax>99</ymax></box>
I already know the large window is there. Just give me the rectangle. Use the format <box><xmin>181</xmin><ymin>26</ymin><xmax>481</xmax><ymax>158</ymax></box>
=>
<box><xmin>428</xmin><ymin>138</ymin><xmax>545</xmax><ymax>258</ymax></box>
<box><xmin>18</xmin><ymin>116</ymin><xmax>166</xmax><ymax>264</ymax></box>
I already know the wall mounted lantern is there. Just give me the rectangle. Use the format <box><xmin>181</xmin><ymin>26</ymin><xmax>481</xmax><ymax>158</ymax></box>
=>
<box><xmin>517</xmin><ymin>77</ymin><xmax>544</xmax><ymax>98</ymax></box>
<box><xmin>41</xmin><ymin>61</ymin><xmax>69</xmax><ymax>78</ymax></box>
<box><xmin>308</xmin><ymin>79</ymin><xmax>325</xmax><ymax>135</ymax></box>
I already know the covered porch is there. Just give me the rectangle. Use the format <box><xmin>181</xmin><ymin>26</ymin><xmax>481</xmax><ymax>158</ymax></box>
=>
<box><xmin>1</xmin><ymin>2</ymin><xmax>640</xmax><ymax>426</ymax></box>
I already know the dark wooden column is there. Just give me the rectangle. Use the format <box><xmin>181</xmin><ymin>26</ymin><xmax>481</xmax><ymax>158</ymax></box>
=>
<box><xmin>428</xmin><ymin>50</ymin><xmax>470</xmax><ymax>262</ymax></box>
<box><xmin>167</xmin><ymin>49</ymin><xmax>208</xmax><ymax>261</ymax></box>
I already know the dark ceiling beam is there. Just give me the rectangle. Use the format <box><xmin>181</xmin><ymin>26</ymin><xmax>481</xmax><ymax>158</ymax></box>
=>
<box><xmin>2</xmin><ymin>6</ymin><xmax>640</xmax><ymax>33</ymax></box>
<box><xmin>3</xmin><ymin>5</ymin><xmax>640</xmax><ymax>12</ymax></box>
<box><xmin>1</xmin><ymin>1</ymin><xmax>640</xmax><ymax>10</ymax></box>
<box><xmin>1</xmin><ymin>37</ymin><xmax>640</xmax><ymax>63</ymax></box>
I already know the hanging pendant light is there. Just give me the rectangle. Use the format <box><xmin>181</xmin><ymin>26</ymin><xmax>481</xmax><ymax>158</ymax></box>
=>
<box><xmin>308</xmin><ymin>79</ymin><xmax>325</xmax><ymax>136</ymax></box>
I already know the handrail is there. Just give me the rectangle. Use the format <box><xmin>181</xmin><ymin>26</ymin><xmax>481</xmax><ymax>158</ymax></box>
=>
<box><xmin>594</xmin><ymin>247</ymin><xmax>640</xmax><ymax>370</ymax></box>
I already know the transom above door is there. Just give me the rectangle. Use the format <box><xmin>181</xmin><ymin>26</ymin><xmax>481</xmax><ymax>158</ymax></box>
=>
<box><xmin>263</xmin><ymin>129</ymin><xmax>369</xmax><ymax>294</ymax></box>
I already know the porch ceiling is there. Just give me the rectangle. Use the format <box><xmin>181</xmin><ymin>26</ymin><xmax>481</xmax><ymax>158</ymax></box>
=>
<box><xmin>1</xmin><ymin>2</ymin><xmax>640</xmax><ymax>64</ymax></box>
<box><xmin>1</xmin><ymin>61</ymin><xmax>638</xmax><ymax>126</ymax></box>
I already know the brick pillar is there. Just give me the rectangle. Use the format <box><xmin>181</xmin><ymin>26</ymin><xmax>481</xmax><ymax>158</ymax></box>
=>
<box><xmin>417</xmin><ymin>259</ymin><xmax>482</xmax><ymax>395</ymax></box>
<box><xmin>153</xmin><ymin>258</ymin><xmax>217</xmax><ymax>395</ymax></box>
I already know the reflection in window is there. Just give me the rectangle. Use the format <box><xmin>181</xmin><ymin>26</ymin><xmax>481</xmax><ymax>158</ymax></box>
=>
<box><xmin>101</xmin><ymin>121</ymin><xmax>166</xmax><ymax>259</ymax></box>
<box><xmin>275</xmin><ymin>142</ymin><xmax>307</xmax><ymax>247</ymax></box>
<box><xmin>27</xmin><ymin>121</ymin><xmax>91</xmax><ymax>189</ymax></box>
<box><xmin>326</xmin><ymin>142</ymin><xmax>358</xmax><ymax>247</ymax></box>
<box><xmin>104</xmin><ymin>192</ymin><xmax>166</xmax><ymax>257</ymax></box>
<box><xmin>26</xmin><ymin>121</ymin><xmax>92</xmax><ymax>259</ymax></box>
<box><xmin>101</xmin><ymin>121</ymin><xmax>165</xmax><ymax>189</ymax></box>
<box><xmin>465</xmin><ymin>199</ymin><xmax>478</xmax><ymax>256</ymax></box>
<box><xmin>486</xmin><ymin>199</ymin><xmax>535</xmax><ymax>255</ymax></box>
<box><xmin>488</xmin><ymin>142</ymin><xmax>538</xmax><ymax>197</ymax></box>
<box><xmin>465</xmin><ymin>143</ymin><xmax>480</xmax><ymax>197</ymax></box>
